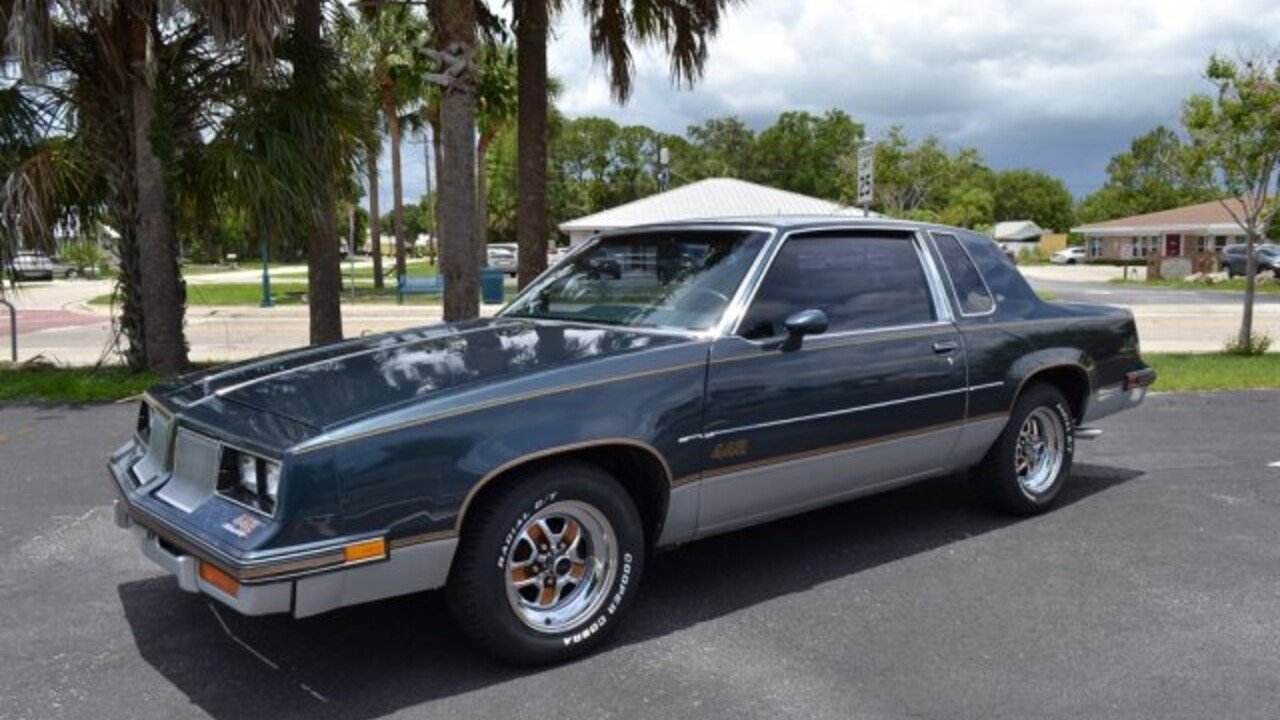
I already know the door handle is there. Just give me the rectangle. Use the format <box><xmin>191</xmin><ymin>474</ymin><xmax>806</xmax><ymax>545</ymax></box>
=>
<box><xmin>933</xmin><ymin>340</ymin><xmax>959</xmax><ymax>354</ymax></box>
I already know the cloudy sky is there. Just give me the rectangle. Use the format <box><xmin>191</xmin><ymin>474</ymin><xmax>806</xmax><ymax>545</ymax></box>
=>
<box><xmin>374</xmin><ymin>0</ymin><xmax>1280</xmax><ymax>210</ymax></box>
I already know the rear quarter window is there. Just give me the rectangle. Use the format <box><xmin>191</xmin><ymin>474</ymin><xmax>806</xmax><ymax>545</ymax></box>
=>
<box><xmin>954</xmin><ymin>232</ymin><xmax>1040</xmax><ymax>312</ymax></box>
<box><xmin>931</xmin><ymin>232</ymin><xmax>994</xmax><ymax>315</ymax></box>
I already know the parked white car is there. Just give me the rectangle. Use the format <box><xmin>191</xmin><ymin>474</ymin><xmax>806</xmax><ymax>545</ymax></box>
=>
<box><xmin>1050</xmin><ymin>247</ymin><xmax>1089</xmax><ymax>265</ymax></box>
<box><xmin>486</xmin><ymin>243</ymin><xmax>518</xmax><ymax>276</ymax></box>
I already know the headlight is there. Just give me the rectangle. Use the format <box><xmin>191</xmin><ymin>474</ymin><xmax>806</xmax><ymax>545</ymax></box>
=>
<box><xmin>219</xmin><ymin>448</ymin><xmax>282</xmax><ymax>514</ymax></box>
<box><xmin>237</xmin><ymin>454</ymin><xmax>258</xmax><ymax>493</ymax></box>
<box><xmin>136</xmin><ymin>402</ymin><xmax>151</xmax><ymax>444</ymax></box>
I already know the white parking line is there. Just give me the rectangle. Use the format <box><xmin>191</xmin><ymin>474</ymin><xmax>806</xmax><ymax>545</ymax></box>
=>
<box><xmin>1269</xmin><ymin>461</ymin><xmax>1280</xmax><ymax>468</ymax></box>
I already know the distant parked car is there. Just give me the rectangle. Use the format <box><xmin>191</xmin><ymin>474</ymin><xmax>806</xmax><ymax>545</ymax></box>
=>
<box><xmin>547</xmin><ymin>246</ymin><xmax>568</xmax><ymax>267</ymax></box>
<box><xmin>49</xmin><ymin>257</ymin><xmax>82</xmax><ymax>278</ymax></box>
<box><xmin>487</xmin><ymin>243</ymin><xmax>518</xmax><ymax>276</ymax></box>
<box><xmin>1050</xmin><ymin>247</ymin><xmax>1089</xmax><ymax>265</ymax></box>
<box><xmin>1219</xmin><ymin>243</ymin><xmax>1280</xmax><ymax>278</ymax></box>
<box><xmin>5</xmin><ymin>251</ymin><xmax>55</xmax><ymax>281</ymax></box>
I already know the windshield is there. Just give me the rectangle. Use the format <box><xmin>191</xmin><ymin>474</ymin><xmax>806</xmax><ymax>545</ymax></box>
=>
<box><xmin>502</xmin><ymin>229</ymin><xmax>770</xmax><ymax>331</ymax></box>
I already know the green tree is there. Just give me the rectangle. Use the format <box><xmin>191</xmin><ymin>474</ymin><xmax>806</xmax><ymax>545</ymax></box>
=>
<box><xmin>870</xmin><ymin>126</ymin><xmax>994</xmax><ymax>223</ymax></box>
<box><xmin>1076</xmin><ymin>126</ymin><xmax>1217</xmax><ymax>223</ymax></box>
<box><xmin>993</xmin><ymin>169</ymin><xmax>1074</xmax><ymax>231</ymax></box>
<box><xmin>1183</xmin><ymin>54</ymin><xmax>1280</xmax><ymax>351</ymax></box>
<box><xmin>475</xmin><ymin>43</ymin><xmax>517</xmax><ymax>254</ymax></box>
<box><xmin>3</xmin><ymin>0</ymin><xmax>197</xmax><ymax>371</ymax></box>
<box><xmin>679</xmin><ymin>116</ymin><xmax>755</xmax><ymax>179</ymax></box>
<box><xmin>749</xmin><ymin>109</ymin><xmax>864</xmax><ymax>200</ymax></box>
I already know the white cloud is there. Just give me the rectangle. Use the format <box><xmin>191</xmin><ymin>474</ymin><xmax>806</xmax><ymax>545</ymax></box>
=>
<box><xmin>546</xmin><ymin>0</ymin><xmax>1280</xmax><ymax>194</ymax></box>
<box><xmin>372</xmin><ymin>0</ymin><xmax>1280</xmax><ymax>209</ymax></box>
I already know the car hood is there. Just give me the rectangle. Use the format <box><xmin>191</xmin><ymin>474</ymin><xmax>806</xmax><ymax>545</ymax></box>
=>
<box><xmin>154</xmin><ymin>318</ymin><xmax>694</xmax><ymax>429</ymax></box>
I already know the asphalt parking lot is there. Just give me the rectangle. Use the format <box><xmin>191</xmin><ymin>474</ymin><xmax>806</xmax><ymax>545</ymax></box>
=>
<box><xmin>3</xmin><ymin>391</ymin><xmax>1279</xmax><ymax>720</ymax></box>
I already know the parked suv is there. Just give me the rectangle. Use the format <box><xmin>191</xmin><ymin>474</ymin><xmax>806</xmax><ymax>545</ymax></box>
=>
<box><xmin>5</xmin><ymin>251</ymin><xmax>55</xmax><ymax>281</ymax></box>
<box><xmin>1220</xmin><ymin>243</ymin><xmax>1280</xmax><ymax>277</ymax></box>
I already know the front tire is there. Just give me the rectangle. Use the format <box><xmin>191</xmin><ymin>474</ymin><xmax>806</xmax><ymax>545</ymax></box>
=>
<box><xmin>972</xmin><ymin>384</ymin><xmax>1075</xmax><ymax>516</ymax></box>
<box><xmin>447</xmin><ymin>461</ymin><xmax>645</xmax><ymax>665</ymax></box>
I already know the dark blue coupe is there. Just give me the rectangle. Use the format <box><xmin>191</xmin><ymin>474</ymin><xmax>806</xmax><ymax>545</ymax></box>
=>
<box><xmin>110</xmin><ymin>218</ymin><xmax>1155</xmax><ymax>663</ymax></box>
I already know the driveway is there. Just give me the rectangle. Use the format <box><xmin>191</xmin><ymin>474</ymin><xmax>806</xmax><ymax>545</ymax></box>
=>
<box><xmin>2</xmin><ymin>391</ymin><xmax>1279</xmax><ymax>720</ymax></box>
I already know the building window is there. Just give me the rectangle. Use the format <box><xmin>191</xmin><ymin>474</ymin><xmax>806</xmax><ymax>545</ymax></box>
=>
<box><xmin>1087</xmin><ymin>237</ymin><xmax>1103</xmax><ymax>258</ymax></box>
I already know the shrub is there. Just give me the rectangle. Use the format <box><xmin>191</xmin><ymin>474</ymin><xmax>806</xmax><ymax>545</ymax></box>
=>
<box><xmin>1017</xmin><ymin>247</ymin><xmax>1049</xmax><ymax>265</ymax></box>
<box><xmin>1223</xmin><ymin>333</ymin><xmax>1273</xmax><ymax>356</ymax></box>
<box><xmin>60</xmin><ymin>240</ymin><xmax>106</xmax><ymax>277</ymax></box>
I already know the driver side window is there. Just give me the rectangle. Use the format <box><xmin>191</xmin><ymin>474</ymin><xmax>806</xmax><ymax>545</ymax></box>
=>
<box><xmin>737</xmin><ymin>233</ymin><xmax>937</xmax><ymax>340</ymax></box>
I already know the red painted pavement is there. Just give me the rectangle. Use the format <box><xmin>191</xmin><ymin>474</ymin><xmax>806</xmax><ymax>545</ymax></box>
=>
<box><xmin>0</xmin><ymin>309</ymin><xmax>106</xmax><ymax>336</ymax></box>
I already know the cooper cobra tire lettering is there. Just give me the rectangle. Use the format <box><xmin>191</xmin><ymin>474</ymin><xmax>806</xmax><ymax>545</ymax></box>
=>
<box><xmin>447</xmin><ymin>462</ymin><xmax>644</xmax><ymax>664</ymax></box>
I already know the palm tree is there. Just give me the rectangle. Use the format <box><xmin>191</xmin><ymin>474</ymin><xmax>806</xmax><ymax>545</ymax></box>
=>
<box><xmin>3</xmin><ymin>0</ymin><xmax>203</xmax><ymax>372</ymax></box>
<box><xmin>430</xmin><ymin>0</ymin><xmax>478</xmax><ymax>320</ymax></box>
<box><xmin>129</xmin><ymin>7</ymin><xmax>188</xmax><ymax>373</ymax></box>
<box><xmin>475</xmin><ymin>43</ymin><xmax>517</xmax><ymax>264</ymax></box>
<box><xmin>205</xmin><ymin>0</ymin><xmax>361</xmax><ymax>345</ymax></box>
<box><xmin>366</xmin><ymin>120</ymin><xmax>384</xmax><ymax>287</ymax></box>
<box><xmin>512</xmin><ymin>0</ymin><xmax>739</xmax><ymax>288</ymax></box>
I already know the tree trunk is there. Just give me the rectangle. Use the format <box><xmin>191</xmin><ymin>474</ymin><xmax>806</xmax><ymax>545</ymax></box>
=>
<box><xmin>106</xmin><ymin>4</ymin><xmax>147</xmax><ymax>370</ymax></box>
<box><xmin>129</xmin><ymin>10</ymin><xmax>188</xmax><ymax>374</ymax></box>
<box><xmin>429</xmin><ymin>113</ymin><xmax>443</xmax><ymax>263</ymax></box>
<box><xmin>1240</xmin><ymin>226</ymin><xmax>1257</xmax><ymax>349</ymax></box>
<box><xmin>434</xmin><ymin>0</ymin><xmax>478</xmax><ymax>321</ymax></box>
<box><xmin>476</xmin><ymin>132</ymin><xmax>492</xmax><ymax>268</ymax></box>
<box><xmin>367</xmin><ymin>144</ymin><xmax>384</xmax><ymax>289</ymax></box>
<box><xmin>297</xmin><ymin>0</ymin><xmax>343</xmax><ymax>344</ymax></box>
<box><xmin>515</xmin><ymin>0</ymin><xmax>549</xmax><ymax>289</ymax></box>
<box><xmin>385</xmin><ymin>94</ymin><xmax>408</xmax><ymax>280</ymax></box>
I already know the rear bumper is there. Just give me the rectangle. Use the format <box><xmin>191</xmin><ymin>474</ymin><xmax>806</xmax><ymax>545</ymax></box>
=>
<box><xmin>1083</xmin><ymin>367</ymin><xmax>1156</xmax><ymax>423</ymax></box>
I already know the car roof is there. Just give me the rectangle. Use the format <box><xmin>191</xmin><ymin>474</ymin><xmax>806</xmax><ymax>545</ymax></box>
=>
<box><xmin>597</xmin><ymin>215</ymin><xmax>970</xmax><ymax>236</ymax></box>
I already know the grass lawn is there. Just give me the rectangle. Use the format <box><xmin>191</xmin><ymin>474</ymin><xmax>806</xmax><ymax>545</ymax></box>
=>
<box><xmin>1144</xmin><ymin>352</ymin><xmax>1280</xmax><ymax>392</ymax></box>
<box><xmin>1109</xmin><ymin>278</ymin><xmax>1280</xmax><ymax>294</ymax></box>
<box><xmin>0</xmin><ymin>365</ymin><xmax>164</xmax><ymax>404</ymax></box>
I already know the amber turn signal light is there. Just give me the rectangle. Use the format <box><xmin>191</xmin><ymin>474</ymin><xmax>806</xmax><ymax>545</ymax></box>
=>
<box><xmin>199</xmin><ymin>561</ymin><xmax>241</xmax><ymax>597</ymax></box>
<box><xmin>343</xmin><ymin>538</ymin><xmax>387</xmax><ymax>564</ymax></box>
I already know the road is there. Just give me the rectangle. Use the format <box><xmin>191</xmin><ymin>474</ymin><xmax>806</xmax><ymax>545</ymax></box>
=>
<box><xmin>3</xmin><ymin>391</ymin><xmax>1279</xmax><ymax>720</ymax></box>
<box><xmin>2</xmin><ymin>264</ymin><xmax>1278</xmax><ymax>362</ymax></box>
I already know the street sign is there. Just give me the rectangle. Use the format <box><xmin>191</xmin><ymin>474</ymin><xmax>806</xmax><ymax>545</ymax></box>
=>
<box><xmin>856</xmin><ymin>144</ymin><xmax>875</xmax><ymax>208</ymax></box>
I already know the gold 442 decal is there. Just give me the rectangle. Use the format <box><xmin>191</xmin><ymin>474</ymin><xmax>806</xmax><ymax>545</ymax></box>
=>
<box><xmin>709</xmin><ymin>439</ymin><xmax>749</xmax><ymax>461</ymax></box>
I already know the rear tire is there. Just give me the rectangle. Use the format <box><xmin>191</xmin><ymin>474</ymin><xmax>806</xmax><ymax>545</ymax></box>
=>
<box><xmin>446</xmin><ymin>460</ymin><xmax>645</xmax><ymax>665</ymax></box>
<box><xmin>972</xmin><ymin>384</ymin><xmax>1075</xmax><ymax>516</ymax></box>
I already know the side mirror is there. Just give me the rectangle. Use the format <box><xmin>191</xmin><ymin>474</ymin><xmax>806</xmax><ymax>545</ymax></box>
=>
<box><xmin>780</xmin><ymin>308</ymin><xmax>828</xmax><ymax>350</ymax></box>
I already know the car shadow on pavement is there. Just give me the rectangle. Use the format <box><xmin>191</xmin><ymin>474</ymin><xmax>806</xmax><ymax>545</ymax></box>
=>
<box><xmin>118</xmin><ymin>461</ymin><xmax>1140</xmax><ymax>720</ymax></box>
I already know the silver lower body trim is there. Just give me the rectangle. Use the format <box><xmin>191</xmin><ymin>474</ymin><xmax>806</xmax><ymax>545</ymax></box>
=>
<box><xmin>126</xmin><ymin>512</ymin><xmax>458</xmax><ymax>618</ymax></box>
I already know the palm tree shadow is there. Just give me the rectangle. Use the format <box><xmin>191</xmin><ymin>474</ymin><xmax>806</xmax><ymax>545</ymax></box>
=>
<box><xmin>117</xmin><ymin>462</ymin><xmax>1140</xmax><ymax>720</ymax></box>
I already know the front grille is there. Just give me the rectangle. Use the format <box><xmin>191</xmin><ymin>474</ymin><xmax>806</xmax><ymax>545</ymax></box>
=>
<box><xmin>154</xmin><ymin>430</ymin><xmax>221</xmax><ymax>513</ymax></box>
<box><xmin>131</xmin><ymin>407</ymin><xmax>172</xmax><ymax>485</ymax></box>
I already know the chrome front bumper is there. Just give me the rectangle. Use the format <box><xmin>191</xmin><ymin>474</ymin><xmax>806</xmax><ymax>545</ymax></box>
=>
<box><xmin>112</xmin><ymin>482</ymin><xmax>459</xmax><ymax>619</ymax></box>
<box><xmin>114</xmin><ymin>500</ymin><xmax>294</xmax><ymax>615</ymax></box>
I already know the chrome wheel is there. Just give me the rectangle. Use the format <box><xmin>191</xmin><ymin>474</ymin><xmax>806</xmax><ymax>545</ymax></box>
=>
<box><xmin>503</xmin><ymin>500</ymin><xmax>617</xmax><ymax>634</ymax></box>
<box><xmin>1014</xmin><ymin>407</ymin><xmax>1065</xmax><ymax>496</ymax></box>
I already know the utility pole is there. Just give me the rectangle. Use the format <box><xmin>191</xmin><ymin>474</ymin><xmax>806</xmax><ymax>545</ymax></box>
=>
<box><xmin>657</xmin><ymin>145</ymin><xmax>670</xmax><ymax>192</ymax></box>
